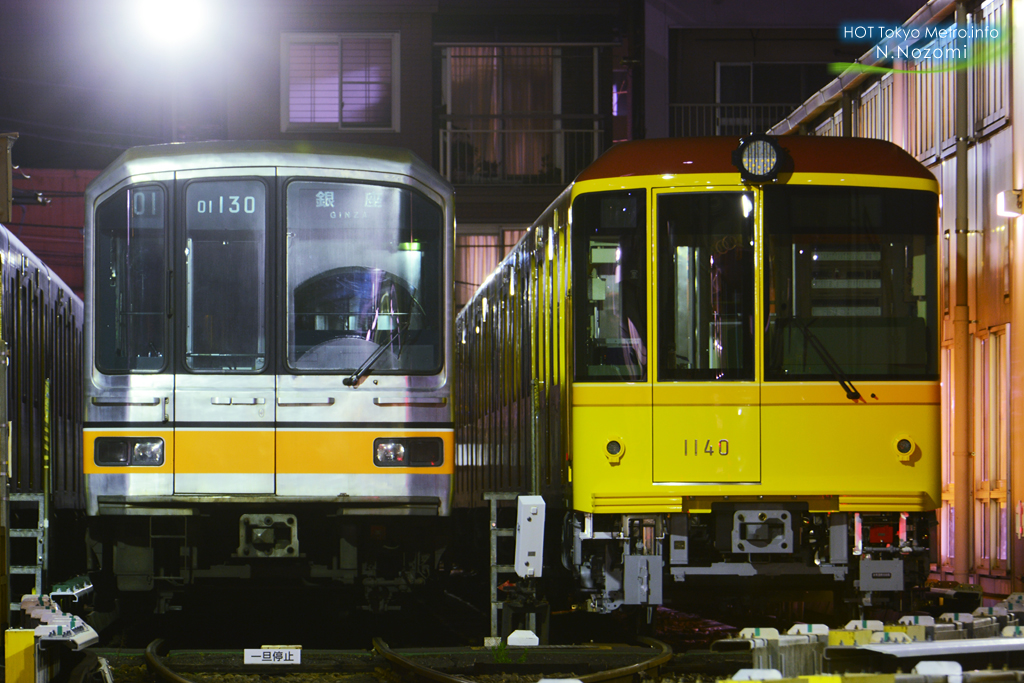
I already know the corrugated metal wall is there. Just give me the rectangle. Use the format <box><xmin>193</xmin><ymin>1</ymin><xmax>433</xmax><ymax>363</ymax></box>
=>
<box><xmin>10</xmin><ymin>168</ymin><xmax>99</xmax><ymax>297</ymax></box>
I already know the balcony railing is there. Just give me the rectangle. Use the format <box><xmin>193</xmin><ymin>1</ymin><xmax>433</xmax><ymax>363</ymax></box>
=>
<box><xmin>439</xmin><ymin>115</ymin><xmax>603</xmax><ymax>185</ymax></box>
<box><xmin>669</xmin><ymin>103</ymin><xmax>801</xmax><ymax>137</ymax></box>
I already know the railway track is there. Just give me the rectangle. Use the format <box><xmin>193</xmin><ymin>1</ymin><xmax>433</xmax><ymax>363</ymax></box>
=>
<box><xmin>134</xmin><ymin>636</ymin><xmax>672</xmax><ymax>683</ymax></box>
<box><xmin>372</xmin><ymin>636</ymin><xmax>672</xmax><ymax>683</ymax></box>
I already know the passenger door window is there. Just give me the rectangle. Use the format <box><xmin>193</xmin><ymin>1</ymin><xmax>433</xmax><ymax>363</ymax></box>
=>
<box><xmin>184</xmin><ymin>180</ymin><xmax>267</xmax><ymax>372</ymax></box>
<box><xmin>657</xmin><ymin>191</ymin><xmax>755</xmax><ymax>380</ymax></box>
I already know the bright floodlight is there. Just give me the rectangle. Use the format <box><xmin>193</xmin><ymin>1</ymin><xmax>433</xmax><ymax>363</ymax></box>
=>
<box><xmin>133</xmin><ymin>0</ymin><xmax>209</xmax><ymax>48</ymax></box>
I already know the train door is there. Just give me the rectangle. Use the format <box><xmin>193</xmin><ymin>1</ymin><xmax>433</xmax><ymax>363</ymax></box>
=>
<box><xmin>173</xmin><ymin>175</ymin><xmax>275</xmax><ymax>495</ymax></box>
<box><xmin>569</xmin><ymin>189</ymin><xmax>653</xmax><ymax>507</ymax></box>
<box><xmin>651</xmin><ymin>188</ymin><xmax>760</xmax><ymax>483</ymax></box>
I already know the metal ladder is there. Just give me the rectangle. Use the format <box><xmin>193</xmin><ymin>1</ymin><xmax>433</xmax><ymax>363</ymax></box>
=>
<box><xmin>484</xmin><ymin>492</ymin><xmax>519</xmax><ymax>639</ymax></box>
<box><xmin>9</xmin><ymin>492</ymin><xmax>46</xmax><ymax>613</ymax></box>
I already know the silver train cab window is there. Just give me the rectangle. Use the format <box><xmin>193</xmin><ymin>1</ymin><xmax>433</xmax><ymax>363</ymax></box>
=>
<box><xmin>285</xmin><ymin>181</ymin><xmax>443</xmax><ymax>374</ymax></box>
<box><xmin>95</xmin><ymin>185</ymin><xmax>167</xmax><ymax>373</ymax></box>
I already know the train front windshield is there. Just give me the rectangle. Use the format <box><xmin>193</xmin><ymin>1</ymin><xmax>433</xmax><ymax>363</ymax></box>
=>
<box><xmin>763</xmin><ymin>185</ymin><xmax>938</xmax><ymax>380</ymax></box>
<box><xmin>94</xmin><ymin>178</ymin><xmax>443</xmax><ymax>376</ymax></box>
<box><xmin>286</xmin><ymin>181</ymin><xmax>443</xmax><ymax>374</ymax></box>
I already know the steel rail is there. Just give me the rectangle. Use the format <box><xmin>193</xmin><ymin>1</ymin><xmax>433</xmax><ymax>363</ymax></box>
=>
<box><xmin>371</xmin><ymin>636</ymin><xmax>672</xmax><ymax>683</ymax></box>
<box><xmin>145</xmin><ymin>639</ymin><xmax>195</xmax><ymax>683</ymax></box>
<box><xmin>146</xmin><ymin>635</ymin><xmax>671</xmax><ymax>683</ymax></box>
<box><xmin>372</xmin><ymin>638</ymin><xmax>475</xmax><ymax>683</ymax></box>
<box><xmin>579</xmin><ymin>637</ymin><xmax>673</xmax><ymax>683</ymax></box>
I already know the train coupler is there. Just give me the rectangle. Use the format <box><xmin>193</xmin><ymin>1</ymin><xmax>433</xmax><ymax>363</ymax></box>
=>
<box><xmin>237</xmin><ymin>514</ymin><xmax>299</xmax><ymax>558</ymax></box>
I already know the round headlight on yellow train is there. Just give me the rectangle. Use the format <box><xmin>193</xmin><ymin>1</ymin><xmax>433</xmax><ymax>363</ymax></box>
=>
<box><xmin>732</xmin><ymin>134</ymin><xmax>786</xmax><ymax>183</ymax></box>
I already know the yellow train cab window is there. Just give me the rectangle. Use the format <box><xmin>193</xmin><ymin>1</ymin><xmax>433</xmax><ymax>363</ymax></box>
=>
<box><xmin>763</xmin><ymin>185</ymin><xmax>938</xmax><ymax>380</ymax></box>
<box><xmin>571</xmin><ymin>190</ymin><xmax>647</xmax><ymax>382</ymax></box>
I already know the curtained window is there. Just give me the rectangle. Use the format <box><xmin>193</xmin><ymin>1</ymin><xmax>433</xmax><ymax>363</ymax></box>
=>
<box><xmin>282</xmin><ymin>33</ymin><xmax>400</xmax><ymax>132</ymax></box>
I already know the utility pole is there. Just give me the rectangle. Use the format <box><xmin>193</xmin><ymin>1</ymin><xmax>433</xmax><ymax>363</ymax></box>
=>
<box><xmin>952</xmin><ymin>1</ymin><xmax>971</xmax><ymax>584</ymax></box>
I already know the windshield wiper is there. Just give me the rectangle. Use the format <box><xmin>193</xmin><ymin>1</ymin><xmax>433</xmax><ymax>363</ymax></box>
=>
<box><xmin>342</xmin><ymin>276</ymin><xmax>428</xmax><ymax>387</ymax></box>
<box><xmin>342</xmin><ymin>324</ymin><xmax>408</xmax><ymax>387</ymax></box>
<box><xmin>791</xmin><ymin>318</ymin><xmax>862</xmax><ymax>401</ymax></box>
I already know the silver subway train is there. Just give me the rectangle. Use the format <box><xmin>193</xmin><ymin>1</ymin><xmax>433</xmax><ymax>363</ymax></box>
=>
<box><xmin>83</xmin><ymin>141</ymin><xmax>454</xmax><ymax>609</ymax></box>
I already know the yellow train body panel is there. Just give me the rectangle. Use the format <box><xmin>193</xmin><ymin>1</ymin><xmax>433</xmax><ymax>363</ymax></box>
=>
<box><xmin>571</xmin><ymin>402</ymin><xmax>653</xmax><ymax>510</ymax></box>
<box><xmin>572</xmin><ymin>400</ymin><xmax>940</xmax><ymax>512</ymax></box>
<box><xmin>84</xmin><ymin>428</ymin><xmax>455</xmax><ymax>476</ymax></box>
<box><xmin>277</xmin><ymin>430</ymin><xmax>454</xmax><ymax>475</ymax></box>
<box><xmin>653</xmin><ymin>383</ymin><xmax>762</xmax><ymax>483</ymax></box>
<box><xmin>175</xmin><ymin>429</ymin><xmax>274</xmax><ymax>475</ymax></box>
<box><xmin>571</xmin><ymin>376</ymin><xmax>940</xmax><ymax>511</ymax></box>
<box><xmin>761</xmin><ymin>402</ymin><xmax>939</xmax><ymax>509</ymax></box>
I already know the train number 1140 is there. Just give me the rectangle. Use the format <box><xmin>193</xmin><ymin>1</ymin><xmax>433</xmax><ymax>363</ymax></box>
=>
<box><xmin>684</xmin><ymin>439</ymin><xmax>729</xmax><ymax>456</ymax></box>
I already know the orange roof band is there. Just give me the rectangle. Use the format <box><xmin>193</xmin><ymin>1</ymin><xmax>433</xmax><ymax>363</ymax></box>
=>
<box><xmin>575</xmin><ymin>137</ymin><xmax>936</xmax><ymax>182</ymax></box>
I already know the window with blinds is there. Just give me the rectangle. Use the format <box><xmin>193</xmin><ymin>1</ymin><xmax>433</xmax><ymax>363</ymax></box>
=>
<box><xmin>281</xmin><ymin>33</ymin><xmax>399</xmax><ymax>132</ymax></box>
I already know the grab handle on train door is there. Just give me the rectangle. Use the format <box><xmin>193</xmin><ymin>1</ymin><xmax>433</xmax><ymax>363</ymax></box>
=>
<box><xmin>372</xmin><ymin>397</ymin><xmax>447</xmax><ymax>407</ymax></box>
<box><xmin>91</xmin><ymin>397</ymin><xmax>161</xmax><ymax>406</ymax></box>
<box><xmin>167</xmin><ymin>269</ymin><xmax>174</xmax><ymax>318</ymax></box>
<box><xmin>210</xmin><ymin>397</ymin><xmax>268</xmax><ymax>405</ymax></box>
<box><xmin>229</xmin><ymin>398</ymin><xmax>266</xmax><ymax>406</ymax></box>
<box><xmin>277</xmin><ymin>397</ymin><xmax>336</xmax><ymax>407</ymax></box>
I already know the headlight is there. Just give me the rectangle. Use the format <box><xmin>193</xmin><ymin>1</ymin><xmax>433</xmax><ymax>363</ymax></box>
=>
<box><xmin>373</xmin><ymin>437</ymin><xmax>443</xmax><ymax>467</ymax></box>
<box><xmin>376</xmin><ymin>441</ymin><xmax>406</xmax><ymax>464</ymax></box>
<box><xmin>731</xmin><ymin>134</ymin><xmax>787</xmax><ymax>183</ymax></box>
<box><xmin>94</xmin><ymin>437</ymin><xmax>165</xmax><ymax>466</ymax></box>
<box><xmin>132</xmin><ymin>439</ymin><xmax>165</xmax><ymax>465</ymax></box>
<box><xmin>95</xmin><ymin>439</ymin><xmax>129</xmax><ymax>465</ymax></box>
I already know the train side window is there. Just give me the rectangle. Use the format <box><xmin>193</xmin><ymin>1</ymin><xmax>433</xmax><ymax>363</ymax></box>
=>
<box><xmin>571</xmin><ymin>190</ymin><xmax>647</xmax><ymax>382</ymax></box>
<box><xmin>763</xmin><ymin>185</ymin><xmax>938</xmax><ymax>380</ymax></box>
<box><xmin>94</xmin><ymin>185</ymin><xmax>167</xmax><ymax>373</ymax></box>
<box><xmin>656</xmin><ymin>191</ymin><xmax>755</xmax><ymax>380</ymax></box>
<box><xmin>284</xmin><ymin>181</ymin><xmax>443</xmax><ymax>374</ymax></box>
<box><xmin>184</xmin><ymin>180</ymin><xmax>267</xmax><ymax>372</ymax></box>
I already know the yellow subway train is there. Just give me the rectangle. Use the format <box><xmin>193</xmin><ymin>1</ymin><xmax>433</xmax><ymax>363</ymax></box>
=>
<box><xmin>455</xmin><ymin>136</ymin><xmax>940</xmax><ymax>613</ymax></box>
